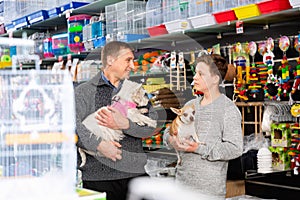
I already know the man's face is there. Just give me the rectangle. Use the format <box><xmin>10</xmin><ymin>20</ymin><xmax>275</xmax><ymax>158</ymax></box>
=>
<box><xmin>111</xmin><ymin>49</ymin><xmax>135</xmax><ymax>80</ymax></box>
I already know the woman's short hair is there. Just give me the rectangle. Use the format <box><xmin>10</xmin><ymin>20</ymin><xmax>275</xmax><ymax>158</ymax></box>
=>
<box><xmin>211</xmin><ymin>54</ymin><xmax>228</xmax><ymax>80</ymax></box>
<box><xmin>196</xmin><ymin>54</ymin><xmax>223</xmax><ymax>84</ymax></box>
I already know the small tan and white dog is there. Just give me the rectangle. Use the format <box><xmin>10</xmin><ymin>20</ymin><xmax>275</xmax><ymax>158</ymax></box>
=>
<box><xmin>169</xmin><ymin>104</ymin><xmax>200</xmax><ymax>165</ymax></box>
<box><xmin>79</xmin><ymin>79</ymin><xmax>157</xmax><ymax>167</ymax></box>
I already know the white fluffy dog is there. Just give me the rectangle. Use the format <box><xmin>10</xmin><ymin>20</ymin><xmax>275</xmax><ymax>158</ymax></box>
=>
<box><xmin>79</xmin><ymin>79</ymin><xmax>157</xmax><ymax>167</ymax></box>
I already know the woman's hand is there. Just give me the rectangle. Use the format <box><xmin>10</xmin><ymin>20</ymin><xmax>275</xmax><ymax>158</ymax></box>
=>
<box><xmin>96</xmin><ymin>106</ymin><xmax>129</xmax><ymax>130</ymax></box>
<box><xmin>168</xmin><ymin>136</ymin><xmax>199</xmax><ymax>152</ymax></box>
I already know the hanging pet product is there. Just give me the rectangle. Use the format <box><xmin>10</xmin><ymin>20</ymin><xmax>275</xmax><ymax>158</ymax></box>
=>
<box><xmin>257</xmin><ymin>39</ymin><xmax>273</xmax><ymax>87</ymax></box>
<box><xmin>189</xmin><ymin>50</ymin><xmax>196</xmax><ymax>75</ymax></box>
<box><xmin>291</xmin><ymin>103</ymin><xmax>300</xmax><ymax>117</ymax></box>
<box><xmin>169</xmin><ymin>52</ymin><xmax>187</xmax><ymax>91</ymax></box>
<box><xmin>224</xmin><ymin>45</ymin><xmax>236</xmax><ymax>82</ymax></box>
<box><xmin>233</xmin><ymin>42</ymin><xmax>249</xmax><ymax>101</ymax></box>
<box><xmin>278</xmin><ymin>36</ymin><xmax>292</xmax><ymax>100</ymax></box>
<box><xmin>169</xmin><ymin>51</ymin><xmax>177</xmax><ymax>91</ymax></box>
<box><xmin>263</xmin><ymin>38</ymin><xmax>281</xmax><ymax>101</ymax></box>
<box><xmin>263</xmin><ymin>37</ymin><xmax>275</xmax><ymax>75</ymax></box>
<box><xmin>264</xmin><ymin>74</ymin><xmax>281</xmax><ymax>101</ymax></box>
<box><xmin>178</xmin><ymin>52</ymin><xmax>187</xmax><ymax>90</ymax></box>
<box><xmin>291</xmin><ymin>35</ymin><xmax>300</xmax><ymax>102</ymax></box>
<box><xmin>246</xmin><ymin>41</ymin><xmax>263</xmax><ymax>101</ymax></box>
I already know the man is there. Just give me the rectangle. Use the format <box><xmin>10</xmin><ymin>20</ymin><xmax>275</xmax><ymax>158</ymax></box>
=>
<box><xmin>75</xmin><ymin>41</ymin><xmax>158</xmax><ymax>200</ymax></box>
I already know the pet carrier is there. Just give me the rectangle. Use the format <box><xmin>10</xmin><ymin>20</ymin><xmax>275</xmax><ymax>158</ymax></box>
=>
<box><xmin>0</xmin><ymin>38</ymin><xmax>77</xmax><ymax>199</ymax></box>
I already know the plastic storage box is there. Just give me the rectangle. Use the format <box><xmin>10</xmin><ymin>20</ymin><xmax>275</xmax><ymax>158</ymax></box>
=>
<box><xmin>213</xmin><ymin>10</ymin><xmax>237</xmax><ymax>24</ymax></box>
<box><xmin>257</xmin><ymin>0</ymin><xmax>292</xmax><ymax>15</ymax></box>
<box><xmin>92</xmin><ymin>21</ymin><xmax>106</xmax><ymax>38</ymax></box>
<box><xmin>59</xmin><ymin>1</ymin><xmax>90</xmax><ymax>13</ymax></box>
<box><xmin>147</xmin><ymin>24</ymin><xmax>168</xmax><ymax>37</ymax></box>
<box><xmin>43</xmin><ymin>38</ymin><xmax>54</xmax><ymax>58</ymax></box>
<box><xmin>47</xmin><ymin>7</ymin><xmax>62</xmax><ymax>18</ymax></box>
<box><xmin>5</xmin><ymin>23</ymin><xmax>15</xmax><ymax>32</ymax></box>
<box><xmin>12</xmin><ymin>17</ymin><xmax>29</xmax><ymax>29</ymax></box>
<box><xmin>27</xmin><ymin>10</ymin><xmax>49</xmax><ymax>25</ymax></box>
<box><xmin>93</xmin><ymin>36</ymin><xmax>106</xmax><ymax>49</ymax></box>
<box><xmin>52</xmin><ymin>33</ymin><xmax>70</xmax><ymax>56</ymax></box>
<box><xmin>188</xmin><ymin>14</ymin><xmax>216</xmax><ymax>28</ymax></box>
<box><xmin>164</xmin><ymin>19</ymin><xmax>192</xmax><ymax>33</ymax></box>
<box><xmin>0</xmin><ymin>46</ymin><xmax>12</xmax><ymax>69</ymax></box>
<box><xmin>68</xmin><ymin>14</ymin><xmax>91</xmax><ymax>53</ymax></box>
<box><xmin>232</xmin><ymin>4</ymin><xmax>260</xmax><ymax>20</ymax></box>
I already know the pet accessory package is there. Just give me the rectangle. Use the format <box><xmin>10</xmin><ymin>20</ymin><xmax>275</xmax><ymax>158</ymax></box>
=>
<box><xmin>0</xmin><ymin>38</ymin><xmax>77</xmax><ymax>199</ymax></box>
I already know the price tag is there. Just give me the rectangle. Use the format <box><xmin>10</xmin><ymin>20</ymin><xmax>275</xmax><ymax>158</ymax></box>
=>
<box><xmin>236</xmin><ymin>21</ymin><xmax>244</xmax><ymax>34</ymax></box>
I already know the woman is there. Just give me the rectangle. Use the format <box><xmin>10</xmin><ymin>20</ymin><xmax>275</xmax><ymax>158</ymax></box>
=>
<box><xmin>164</xmin><ymin>54</ymin><xmax>243</xmax><ymax>199</ymax></box>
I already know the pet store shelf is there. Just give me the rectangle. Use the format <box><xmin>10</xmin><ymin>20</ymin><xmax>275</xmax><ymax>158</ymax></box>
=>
<box><xmin>0</xmin><ymin>0</ymin><xmax>125</xmax><ymax>38</ymax></box>
<box><xmin>245</xmin><ymin>170</ymin><xmax>300</xmax><ymax>199</ymax></box>
<box><xmin>1</xmin><ymin>5</ymin><xmax>299</xmax><ymax>71</ymax></box>
<box><xmin>130</xmin><ymin>7</ymin><xmax>300</xmax><ymax>50</ymax></box>
<box><xmin>3</xmin><ymin>6</ymin><xmax>300</xmax><ymax>52</ymax></box>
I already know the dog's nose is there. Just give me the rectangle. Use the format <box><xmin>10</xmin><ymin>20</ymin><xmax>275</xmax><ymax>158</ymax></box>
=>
<box><xmin>190</xmin><ymin>116</ymin><xmax>194</xmax><ymax>121</ymax></box>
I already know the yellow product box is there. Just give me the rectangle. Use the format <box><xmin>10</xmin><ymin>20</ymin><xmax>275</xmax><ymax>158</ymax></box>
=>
<box><xmin>232</xmin><ymin>4</ymin><xmax>261</xmax><ymax>20</ymax></box>
<box><xmin>143</xmin><ymin>84</ymin><xmax>171</xmax><ymax>93</ymax></box>
<box><xmin>76</xmin><ymin>187</ymin><xmax>106</xmax><ymax>200</ymax></box>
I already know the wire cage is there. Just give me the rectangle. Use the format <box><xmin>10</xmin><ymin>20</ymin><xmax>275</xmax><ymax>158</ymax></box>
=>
<box><xmin>0</xmin><ymin>38</ymin><xmax>77</xmax><ymax>199</ymax></box>
<box><xmin>116</xmin><ymin>0</ymin><xmax>147</xmax><ymax>35</ymax></box>
<box><xmin>188</xmin><ymin>0</ymin><xmax>213</xmax><ymax>17</ymax></box>
<box><xmin>105</xmin><ymin>3</ymin><xmax>118</xmax><ymax>41</ymax></box>
<box><xmin>3</xmin><ymin>0</ymin><xmax>52</xmax><ymax>25</ymax></box>
<box><xmin>162</xmin><ymin>0</ymin><xmax>190</xmax><ymax>23</ymax></box>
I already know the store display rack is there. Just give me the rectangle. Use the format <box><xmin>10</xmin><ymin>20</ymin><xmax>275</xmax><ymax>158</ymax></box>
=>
<box><xmin>245</xmin><ymin>170</ymin><xmax>300</xmax><ymax>199</ymax></box>
<box><xmin>1</xmin><ymin>1</ymin><xmax>300</xmax><ymax>197</ymax></box>
<box><xmin>1</xmin><ymin>1</ymin><xmax>299</xmax><ymax>53</ymax></box>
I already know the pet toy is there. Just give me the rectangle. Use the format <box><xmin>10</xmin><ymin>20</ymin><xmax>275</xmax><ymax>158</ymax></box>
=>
<box><xmin>279</xmin><ymin>36</ymin><xmax>291</xmax><ymax>99</ymax></box>
<box><xmin>291</xmin><ymin>36</ymin><xmax>300</xmax><ymax>101</ymax></box>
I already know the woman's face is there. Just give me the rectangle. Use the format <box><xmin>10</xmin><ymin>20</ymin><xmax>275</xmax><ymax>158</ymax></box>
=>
<box><xmin>193</xmin><ymin>61</ymin><xmax>215</xmax><ymax>93</ymax></box>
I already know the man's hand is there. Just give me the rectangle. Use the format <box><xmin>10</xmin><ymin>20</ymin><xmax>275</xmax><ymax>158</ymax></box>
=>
<box><xmin>168</xmin><ymin>136</ymin><xmax>199</xmax><ymax>152</ymax></box>
<box><xmin>96</xmin><ymin>106</ymin><xmax>129</xmax><ymax>130</ymax></box>
<box><xmin>97</xmin><ymin>140</ymin><xmax>122</xmax><ymax>161</ymax></box>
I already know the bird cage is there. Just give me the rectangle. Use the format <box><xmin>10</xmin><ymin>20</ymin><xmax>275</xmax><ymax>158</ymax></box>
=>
<box><xmin>116</xmin><ymin>0</ymin><xmax>148</xmax><ymax>41</ymax></box>
<box><xmin>105</xmin><ymin>3</ymin><xmax>118</xmax><ymax>41</ymax></box>
<box><xmin>0</xmin><ymin>38</ymin><xmax>77</xmax><ymax>199</ymax></box>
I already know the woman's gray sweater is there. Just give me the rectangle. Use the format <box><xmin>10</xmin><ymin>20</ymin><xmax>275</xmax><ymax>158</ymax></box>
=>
<box><xmin>164</xmin><ymin>94</ymin><xmax>243</xmax><ymax>199</ymax></box>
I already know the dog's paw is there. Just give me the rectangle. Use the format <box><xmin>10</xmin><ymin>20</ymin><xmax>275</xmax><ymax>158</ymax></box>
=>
<box><xmin>137</xmin><ymin>121</ymin><xmax>146</xmax><ymax>126</ymax></box>
<box><xmin>139</xmin><ymin>108</ymin><xmax>149</xmax><ymax>114</ymax></box>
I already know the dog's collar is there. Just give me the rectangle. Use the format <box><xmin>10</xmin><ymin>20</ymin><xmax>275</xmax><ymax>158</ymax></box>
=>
<box><xmin>136</xmin><ymin>105</ymin><xmax>148</xmax><ymax>109</ymax></box>
<box><xmin>178</xmin><ymin>115</ymin><xmax>184</xmax><ymax>124</ymax></box>
<box><xmin>112</xmin><ymin>96</ymin><xmax>137</xmax><ymax>108</ymax></box>
<box><xmin>125</xmin><ymin>101</ymin><xmax>137</xmax><ymax>109</ymax></box>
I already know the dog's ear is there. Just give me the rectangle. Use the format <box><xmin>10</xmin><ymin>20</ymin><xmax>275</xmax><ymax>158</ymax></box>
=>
<box><xmin>191</xmin><ymin>103</ymin><xmax>195</xmax><ymax>110</ymax></box>
<box><xmin>170</xmin><ymin>107</ymin><xmax>181</xmax><ymax>115</ymax></box>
